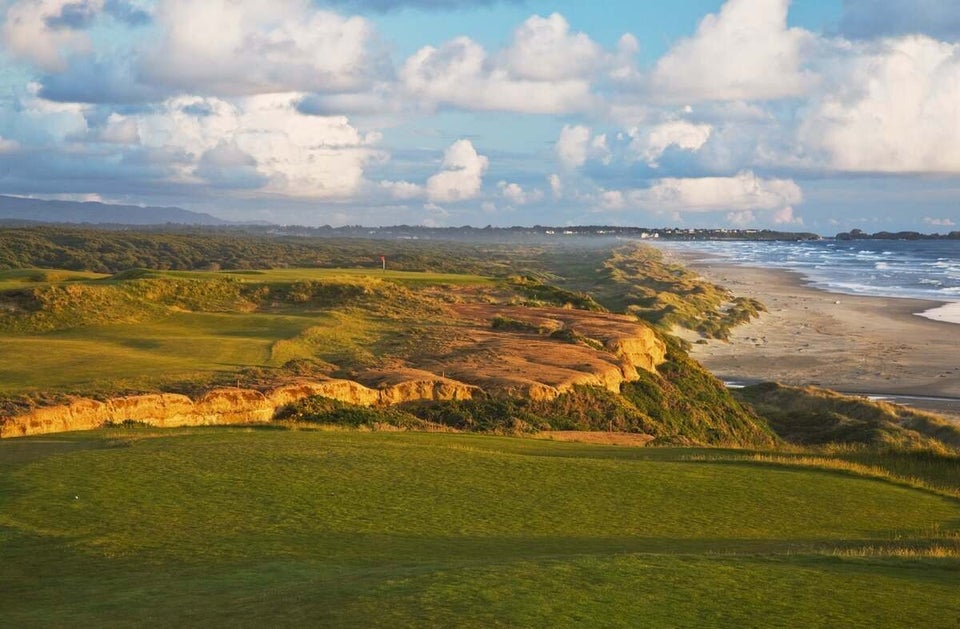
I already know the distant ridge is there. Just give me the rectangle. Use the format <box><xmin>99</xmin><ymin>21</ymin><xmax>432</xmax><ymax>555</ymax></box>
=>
<box><xmin>0</xmin><ymin>196</ymin><xmax>228</xmax><ymax>226</ymax></box>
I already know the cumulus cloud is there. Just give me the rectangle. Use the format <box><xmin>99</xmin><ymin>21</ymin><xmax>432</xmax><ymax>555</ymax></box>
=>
<box><xmin>548</xmin><ymin>173</ymin><xmax>562</xmax><ymax>199</ymax></box>
<box><xmin>772</xmin><ymin>206</ymin><xmax>802</xmax><ymax>225</ymax></box>
<box><xmin>322</xmin><ymin>0</ymin><xmax>521</xmax><ymax>10</ymax></box>
<box><xmin>839</xmin><ymin>0</ymin><xmax>960</xmax><ymax>41</ymax></box>
<box><xmin>555</xmin><ymin>125</ymin><xmax>589</xmax><ymax>169</ymax></box>
<box><xmin>501</xmin><ymin>13</ymin><xmax>603</xmax><ymax>81</ymax></box>
<box><xmin>604</xmin><ymin>171</ymin><xmax>802</xmax><ymax>215</ymax></box>
<box><xmin>799</xmin><ymin>36</ymin><xmax>960</xmax><ymax>174</ymax></box>
<box><xmin>923</xmin><ymin>216</ymin><xmax>957</xmax><ymax>227</ymax></box>
<box><xmin>3</xmin><ymin>0</ymin><xmax>98</xmax><ymax>71</ymax></box>
<box><xmin>425</xmin><ymin>139</ymin><xmax>489</xmax><ymax>202</ymax></box>
<box><xmin>194</xmin><ymin>141</ymin><xmax>266</xmax><ymax>189</ymax></box>
<box><xmin>497</xmin><ymin>181</ymin><xmax>543</xmax><ymax>205</ymax></box>
<box><xmin>142</xmin><ymin>0</ymin><xmax>382</xmax><ymax>96</ymax></box>
<box><xmin>401</xmin><ymin>36</ymin><xmax>592</xmax><ymax>114</ymax></box>
<box><xmin>651</xmin><ymin>0</ymin><xmax>814</xmax><ymax>102</ymax></box>
<box><xmin>95</xmin><ymin>112</ymin><xmax>140</xmax><ymax>144</ymax></box>
<box><xmin>628</xmin><ymin>119</ymin><xmax>712</xmax><ymax>167</ymax></box>
<box><xmin>1</xmin><ymin>0</ymin><xmax>149</xmax><ymax>72</ymax></box>
<box><xmin>379</xmin><ymin>179</ymin><xmax>424</xmax><ymax>200</ymax></box>
<box><xmin>726</xmin><ymin>210</ymin><xmax>756</xmax><ymax>226</ymax></box>
<box><xmin>133</xmin><ymin>94</ymin><xmax>385</xmax><ymax>198</ymax></box>
<box><xmin>555</xmin><ymin>124</ymin><xmax>610</xmax><ymax>169</ymax></box>
<box><xmin>400</xmin><ymin>13</ymin><xmax>614</xmax><ymax>113</ymax></box>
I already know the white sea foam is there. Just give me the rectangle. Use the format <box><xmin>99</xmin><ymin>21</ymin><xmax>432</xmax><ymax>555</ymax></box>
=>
<box><xmin>918</xmin><ymin>302</ymin><xmax>960</xmax><ymax>325</ymax></box>
<box><xmin>654</xmin><ymin>239</ymin><xmax>960</xmax><ymax>323</ymax></box>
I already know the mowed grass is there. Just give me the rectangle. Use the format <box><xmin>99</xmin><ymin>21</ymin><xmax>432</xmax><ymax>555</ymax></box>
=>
<box><xmin>0</xmin><ymin>311</ymin><xmax>315</xmax><ymax>392</ymax></box>
<box><xmin>1</xmin><ymin>430</ymin><xmax>958</xmax><ymax>627</ymax></box>
<box><xmin>151</xmin><ymin>267</ymin><xmax>494</xmax><ymax>287</ymax></box>
<box><xmin>0</xmin><ymin>268</ymin><xmax>109</xmax><ymax>290</ymax></box>
<box><xmin>0</xmin><ymin>267</ymin><xmax>486</xmax><ymax>393</ymax></box>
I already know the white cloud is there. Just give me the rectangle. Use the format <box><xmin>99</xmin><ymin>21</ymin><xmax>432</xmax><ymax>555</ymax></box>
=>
<box><xmin>555</xmin><ymin>125</ymin><xmax>590</xmax><ymax>169</ymax></box>
<box><xmin>502</xmin><ymin>13</ymin><xmax>603</xmax><ymax>81</ymax></box>
<box><xmin>555</xmin><ymin>124</ymin><xmax>609</xmax><ymax>169</ymax></box>
<box><xmin>548</xmin><ymin>173</ymin><xmax>562</xmax><ymax>199</ymax></box>
<box><xmin>799</xmin><ymin>35</ymin><xmax>960</xmax><ymax>174</ymax></box>
<box><xmin>651</xmin><ymin>0</ymin><xmax>814</xmax><ymax>102</ymax></box>
<box><xmin>18</xmin><ymin>82</ymin><xmax>90</xmax><ymax>144</ymax></box>
<box><xmin>599</xmin><ymin>190</ymin><xmax>625</xmax><ymax>211</ymax></box>
<box><xmin>143</xmin><ymin>0</ymin><xmax>380</xmax><ymax>96</ymax></box>
<box><xmin>379</xmin><ymin>179</ymin><xmax>424</xmax><ymax>200</ymax></box>
<box><xmin>97</xmin><ymin>113</ymin><xmax>140</xmax><ymax>144</ymax></box>
<box><xmin>498</xmin><ymin>181</ymin><xmax>543</xmax><ymax>206</ymax></box>
<box><xmin>134</xmin><ymin>94</ymin><xmax>384</xmax><ymax>198</ymax></box>
<box><xmin>726</xmin><ymin>210</ymin><xmax>756</xmax><ymax>226</ymax></box>
<box><xmin>923</xmin><ymin>217</ymin><xmax>957</xmax><ymax>227</ymax></box>
<box><xmin>425</xmin><ymin>139</ymin><xmax>489</xmax><ymax>202</ymax></box>
<box><xmin>772</xmin><ymin>206</ymin><xmax>802</xmax><ymax>225</ymax></box>
<box><xmin>608</xmin><ymin>171</ymin><xmax>802</xmax><ymax>214</ymax></box>
<box><xmin>629</xmin><ymin>119</ymin><xmax>712</xmax><ymax>167</ymax></box>
<box><xmin>401</xmin><ymin>35</ymin><xmax>594</xmax><ymax>114</ymax></box>
<box><xmin>2</xmin><ymin>0</ymin><xmax>99</xmax><ymax>71</ymax></box>
<box><xmin>400</xmin><ymin>13</ymin><xmax>623</xmax><ymax>114</ymax></box>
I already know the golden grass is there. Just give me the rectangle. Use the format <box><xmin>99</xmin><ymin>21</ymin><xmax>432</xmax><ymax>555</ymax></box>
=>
<box><xmin>830</xmin><ymin>545</ymin><xmax>960</xmax><ymax>559</ymax></box>
<box><xmin>682</xmin><ymin>452</ymin><xmax>960</xmax><ymax>499</ymax></box>
<box><xmin>531</xmin><ymin>430</ymin><xmax>655</xmax><ymax>446</ymax></box>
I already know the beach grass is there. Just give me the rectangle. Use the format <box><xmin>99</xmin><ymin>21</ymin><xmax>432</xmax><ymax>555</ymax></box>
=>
<box><xmin>1</xmin><ymin>429</ymin><xmax>958</xmax><ymax>626</ymax></box>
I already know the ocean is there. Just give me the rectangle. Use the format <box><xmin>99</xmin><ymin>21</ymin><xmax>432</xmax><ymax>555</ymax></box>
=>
<box><xmin>653</xmin><ymin>239</ymin><xmax>960</xmax><ymax>325</ymax></box>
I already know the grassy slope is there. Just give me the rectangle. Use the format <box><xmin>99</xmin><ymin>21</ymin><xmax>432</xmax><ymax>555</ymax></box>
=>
<box><xmin>0</xmin><ymin>268</ymin><xmax>484</xmax><ymax>395</ymax></box>
<box><xmin>736</xmin><ymin>382</ymin><xmax>960</xmax><ymax>450</ymax></box>
<box><xmin>1</xmin><ymin>429</ymin><xmax>958</xmax><ymax>627</ymax></box>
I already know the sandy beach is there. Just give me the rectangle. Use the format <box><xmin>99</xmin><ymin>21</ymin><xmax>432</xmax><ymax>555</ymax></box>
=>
<box><xmin>668</xmin><ymin>252</ymin><xmax>960</xmax><ymax>418</ymax></box>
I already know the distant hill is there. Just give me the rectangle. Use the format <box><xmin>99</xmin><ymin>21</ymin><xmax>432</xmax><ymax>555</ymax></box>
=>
<box><xmin>0</xmin><ymin>196</ymin><xmax>228</xmax><ymax>226</ymax></box>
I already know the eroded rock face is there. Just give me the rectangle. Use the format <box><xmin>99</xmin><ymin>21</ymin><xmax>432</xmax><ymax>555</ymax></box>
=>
<box><xmin>434</xmin><ymin>304</ymin><xmax>668</xmax><ymax>400</ymax></box>
<box><xmin>0</xmin><ymin>376</ymin><xmax>479</xmax><ymax>438</ymax></box>
<box><xmin>1</xmin><ymin>309</ymin><xmax>668</xmax><ymax>438</ymax></box>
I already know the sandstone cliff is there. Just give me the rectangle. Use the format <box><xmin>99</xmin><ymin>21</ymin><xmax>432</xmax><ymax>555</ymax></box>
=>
<box><xmin>1</xmin><ymin>308</ymin><xmax>666</xmax><ymax>438</ymax></box>
<box><xmin>0</xmin><ymin>376</ymin><xmax>479</xmax><ymax>438</ymax></box>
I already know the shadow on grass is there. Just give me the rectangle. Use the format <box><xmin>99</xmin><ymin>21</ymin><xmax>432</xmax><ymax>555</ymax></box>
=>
<box><xmin>2</xmin><ymin>526</ymin><xmax>959</xmax><ymax>627</ymax></box>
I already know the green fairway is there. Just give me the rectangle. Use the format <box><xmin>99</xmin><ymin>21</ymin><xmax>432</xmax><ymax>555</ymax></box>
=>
<box><xmin>223</xmin><ymin>267</ymin><xmax>494</xmax><ymax>286</ymax></box>
<box><xmin>1</xmin><ymin>429</ymin><xmax>958</xmax><ymax>627</ymax></box>
<box><xmin>0</xmin><ymin>268</ymin><xmax>109</xmax><ymax>290</ymax></box>
<box><xmin>0</xmin><ymin>266</ymin><xmax>489</xmax><ymax>395</ymax></box>
<box><xmin>122</xmin><ymin>266</ymin><xmax>495</xmax><ymax>287</ymax></box>
<box><xmin>0</xmin><ymin>311</ymin><xmax>323</xmax><ymax>393</ymax></box>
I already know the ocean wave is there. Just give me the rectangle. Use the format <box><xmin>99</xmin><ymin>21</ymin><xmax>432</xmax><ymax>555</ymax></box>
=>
<box><xmin>655</xmin><ymin>240</ymin><xmax>960</xmax><ymax>304</ymax></box>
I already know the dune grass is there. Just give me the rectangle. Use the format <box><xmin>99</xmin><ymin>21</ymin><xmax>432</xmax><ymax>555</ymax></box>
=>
<box><xmin>0</xmin><ymin>267</ymin><xmax>481</xmax><ymax>397</ymax></box>
<box><xmin>1</xmin><ymin>429</ymin><xmax>958</xmax><ymax>627</ymax></box>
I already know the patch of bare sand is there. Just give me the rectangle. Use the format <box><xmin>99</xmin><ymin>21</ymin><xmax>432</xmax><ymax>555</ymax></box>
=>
<box><xmin>667</xmin><ymin>252</ymin><xmax>960</xmax><ymax>419</ymax></box>
<box><xmin>394</xmin><ymin>304</ymin><xmax>666</xmax><ymax>400</ymax></box>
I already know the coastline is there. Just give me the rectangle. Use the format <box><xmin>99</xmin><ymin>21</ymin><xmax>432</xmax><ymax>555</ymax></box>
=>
<box><xmin>664</xmin><ymin>249</ymin><xmax>960</xmax><ymax>418</ymax></box>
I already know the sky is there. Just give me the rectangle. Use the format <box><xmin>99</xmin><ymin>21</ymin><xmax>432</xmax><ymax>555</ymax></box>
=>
<box><xmin>0</xmin><ymin>0</ymin><xmax>959</xmax><ymax>233</ymax></box>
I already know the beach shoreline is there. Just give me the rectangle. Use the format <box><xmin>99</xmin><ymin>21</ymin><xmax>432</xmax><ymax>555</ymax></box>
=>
<box><xmin>664</xmin><ymin>249</ymin><xmax>960</xmax><ymax>418</ymax></box>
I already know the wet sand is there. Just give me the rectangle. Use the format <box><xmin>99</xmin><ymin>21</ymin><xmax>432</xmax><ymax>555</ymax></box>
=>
<box><xmin>668</xmin><ymin>252</ymin><xmax>960</xmax><ymax>417</ymax></box>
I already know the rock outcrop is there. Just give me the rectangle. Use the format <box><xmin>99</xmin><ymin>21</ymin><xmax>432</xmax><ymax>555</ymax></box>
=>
<box><xmin>1</xmin><ymin>306</ymin><xmax>668</xmax><ymax>438</ymax></box>
<box><xmin>0</xmin><ymin>376</ymin><xmax>478</xmax><ymax>438</ymax></box>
